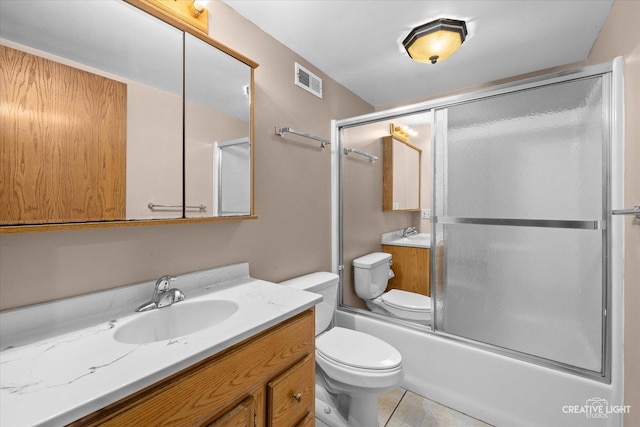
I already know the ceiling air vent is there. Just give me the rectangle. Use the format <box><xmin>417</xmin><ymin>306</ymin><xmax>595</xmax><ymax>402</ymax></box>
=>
<box><xmin>295</xmin><ymin>62</ymin><xmax>322</xmax><ymax>98</ymax></box>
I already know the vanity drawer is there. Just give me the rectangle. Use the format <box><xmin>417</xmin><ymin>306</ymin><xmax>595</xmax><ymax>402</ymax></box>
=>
<box><xmin>267</xmin><ymin>354</ymin><xmax>314</xmax><ymax>426</ymax></box>
<box><xmin>206</xmin><ymin>395</ymin><xmax>255</xmax><ymax>427</ymax></box>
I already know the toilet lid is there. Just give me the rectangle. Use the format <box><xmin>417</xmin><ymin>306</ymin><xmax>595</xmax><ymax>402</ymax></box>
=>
<box><xmin>316</xmin><ymin>327</ymin><xmax>402</xmax><ymax>370</ymax></box>
<box><xmin>381</xmin><ymin>289</ymin><xmax>431</xmax><ymax>312</ymax></box>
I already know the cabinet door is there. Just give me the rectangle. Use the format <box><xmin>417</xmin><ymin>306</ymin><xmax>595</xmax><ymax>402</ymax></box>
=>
<box><xmin>382</xmin><ymin>245</ymin><xmax>431</xmax><ymax>296</ymax></box>
<box><xmin>267</xmin><ymin>355</ymin><xmax>314</xmax><ymax>426</ymax></box>
<box><xmin>207</xmin><ymin>396</ymin><xmax>255</xmax><ymax>427</ymax></box>
<box><xmin>1</xmin><ymin>46</ymin><xmax>126</xmax><ymax>225</ymax></box>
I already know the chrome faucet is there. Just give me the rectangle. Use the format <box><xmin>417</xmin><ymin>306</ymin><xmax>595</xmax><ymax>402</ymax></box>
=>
<box><xmin>401</xmin><ymin>226</ymin><xmax>418</xmax><ymax>238</ymax></box>
<box><xmin>136</xmin><ymin>275</ymin><xmax>185</xmax><ymax>312</ymax></box>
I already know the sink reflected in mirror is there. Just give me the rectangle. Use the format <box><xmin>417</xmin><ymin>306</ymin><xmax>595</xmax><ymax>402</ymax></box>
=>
<box><xmin>114</xmin><ymin>299</ymin><xmax>239</xmax><ymax>344</ymax></box>
<box><xmin>382</xmin><ymin>232</ymin><xmax>431</xmax><ymax>248</ymax></box>
<box><xmin>405</xmin><ymin>233</ymin><xmax>431</xmax><ymax>243</ymax></box>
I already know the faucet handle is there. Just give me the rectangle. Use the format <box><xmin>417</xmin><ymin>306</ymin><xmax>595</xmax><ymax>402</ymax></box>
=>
<box><xmin>172</xmin><ymin>288</ymin><xmax>185</xmax><ymax>303</ymax></box>
<box><xmin>155</xmin><ymin>275</ymin><xmax>176</xmax><ymax>292</ymax></box>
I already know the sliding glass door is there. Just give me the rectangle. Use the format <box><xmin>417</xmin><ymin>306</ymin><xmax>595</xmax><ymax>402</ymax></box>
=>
<box><xmin>432</xmin><ymin>75</ymin><xmax>610</xmax><ymax>377</ymax></box>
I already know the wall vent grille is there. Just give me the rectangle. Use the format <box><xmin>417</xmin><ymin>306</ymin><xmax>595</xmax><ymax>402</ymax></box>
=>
<box><xmin>295</xmin><ymin>63</ymin><xmax>322</xmax><ymax>98</ymax></box>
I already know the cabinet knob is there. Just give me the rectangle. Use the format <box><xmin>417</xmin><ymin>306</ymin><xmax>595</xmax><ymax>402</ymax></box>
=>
<box><xmin>292</xmin><ymin>393</ymin><xmax>302</xmax><ymax>403</ymax></box>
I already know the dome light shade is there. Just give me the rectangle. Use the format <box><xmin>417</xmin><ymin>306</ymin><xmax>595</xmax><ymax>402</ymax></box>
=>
<box><xmin>403</xmin><ymin>18</ymin><xmax>468</xmax><ymax>64</ymax></box>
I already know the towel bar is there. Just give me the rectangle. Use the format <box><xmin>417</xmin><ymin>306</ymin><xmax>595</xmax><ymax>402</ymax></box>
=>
<box><xmin>612</xmin><ymin>206</ymin><xmax>640</xmax><ymax>219</ymax></box>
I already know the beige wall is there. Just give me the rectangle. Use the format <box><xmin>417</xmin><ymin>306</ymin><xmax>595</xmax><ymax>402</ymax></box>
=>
<box><xmin>587</xmin><ymin>0</ymin><xmax>640</xmax><ymax>424</ymax></box>
<box><xmin>0</xmin><ymin>0</ymin><xmax>373</xmax><ymax>310</ymax></box>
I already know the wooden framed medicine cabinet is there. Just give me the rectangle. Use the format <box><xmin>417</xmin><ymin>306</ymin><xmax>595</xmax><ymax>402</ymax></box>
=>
<box><xmin>0</xmin><ymin>0</ymin><xmax>258</xmax><ymax>234</ymax></box>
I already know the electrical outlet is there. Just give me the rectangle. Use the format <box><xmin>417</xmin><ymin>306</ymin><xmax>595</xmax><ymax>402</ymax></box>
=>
<box><xmin>421</xmin><ymin>209</ymin><xmax>431</xmax><ymax>219</ymax></box>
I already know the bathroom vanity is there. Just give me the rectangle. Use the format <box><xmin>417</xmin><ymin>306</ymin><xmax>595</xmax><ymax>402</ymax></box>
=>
<box><xmin>0</xmin><ymin>263</ymin><xmax>320</xmax><ymax>426</ymax></box>
<box><xmin>381</xmin><ymin>231</ymin><xmax>431</xmax><ymax>296</ymax></box>
<box><xmin>74</xmin><ymin>311</ymin><xmax>315</xmax><ymax>426</ymax></box>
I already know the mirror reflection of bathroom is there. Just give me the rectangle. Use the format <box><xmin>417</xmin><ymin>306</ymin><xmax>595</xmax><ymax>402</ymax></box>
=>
<box><xmin>342</xmin><ymin>111</ymin><xmax>433</xmax><ymax>329</ymax></box>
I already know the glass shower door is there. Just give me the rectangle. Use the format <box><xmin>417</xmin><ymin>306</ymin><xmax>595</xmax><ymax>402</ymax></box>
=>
<box><xmin>432</xmin><ymin>75</ymin><xmax>609</xmax><ymax>376</ymax></box>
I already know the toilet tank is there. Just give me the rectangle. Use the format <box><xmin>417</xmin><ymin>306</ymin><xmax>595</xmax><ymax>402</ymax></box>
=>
<box><xmin>280</xmin><ymin>272</ymin><xmax>338</xmax><ymax>336</ymax></box>
<box><xmin>353</xmin><ymin>252</ymin><xmax>392</xmax><ymax>300</ymax></box>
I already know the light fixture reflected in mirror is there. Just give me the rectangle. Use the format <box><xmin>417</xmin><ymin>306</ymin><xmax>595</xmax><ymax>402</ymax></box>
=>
<box><xmin>191</xmin><ymin>0</ymin><xmax>204</xmax><ymax>17</ymax></box>
<box><xmin>390</xmin><ymin>123</ymin><xmax>417</xmax><ymax>142</ymax></box>
<box><xmin>403</xmin><ymin>18</ymin><xmax>467</xmax><ymax>64</ymax></box>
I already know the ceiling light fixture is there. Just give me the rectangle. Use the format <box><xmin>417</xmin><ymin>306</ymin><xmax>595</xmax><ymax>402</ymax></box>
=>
<box><xmin>403</xmin><ymin>18</ymin><xmax>468</xmax><ymax>64</ymax></box>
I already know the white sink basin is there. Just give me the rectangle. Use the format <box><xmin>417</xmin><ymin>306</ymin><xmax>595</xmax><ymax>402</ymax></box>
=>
<box><xmin>114</xmin><ymin>299</ymin><xmax>239</xmax><ymax>344</ymax></box>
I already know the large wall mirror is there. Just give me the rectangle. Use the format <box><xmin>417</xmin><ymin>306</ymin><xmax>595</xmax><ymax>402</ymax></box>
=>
<box><xmin>0</xmin><ymin>0</ymin><xmax>256</xmax><ymax>231</ymax></box>
<box><xmin>340</xmin><ymin>112</ymin><xmax>432</xmax><ymax>328</ymax></box>
<box><xmin>184</xmin><ymin>33</ymin><xmax>252</xmax><ymax>218</ymax></box>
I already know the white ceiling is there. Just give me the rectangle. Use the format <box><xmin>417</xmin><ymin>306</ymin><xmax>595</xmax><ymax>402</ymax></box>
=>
<box><xmin>222</xmin><ymin>0</ymin><xmax>613</xmax><ymax>108</ymax></box>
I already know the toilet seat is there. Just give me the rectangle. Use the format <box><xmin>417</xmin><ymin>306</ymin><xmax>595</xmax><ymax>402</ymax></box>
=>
<box><xmin>316</xmin><ymin>327</ymin><xmax>401</xmax><ymax>370</ymax></box>
<box><xmin>381</xmin><ymin>289</ymin><xmax>431</xmax><ymax>313</ymax></box>
<box><xmin>315</xmin><ymin>328</ymin><xmax>403</xmax><ymax>390</ymax></box>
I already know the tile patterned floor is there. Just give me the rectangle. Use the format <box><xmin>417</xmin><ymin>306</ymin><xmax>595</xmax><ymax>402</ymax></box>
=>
<box><xmin>378</xmin><ymin>388</ymin><xmax>493</xmax><ymax>427</ymax></box>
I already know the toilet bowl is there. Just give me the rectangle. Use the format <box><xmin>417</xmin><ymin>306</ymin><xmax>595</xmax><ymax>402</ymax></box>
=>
<box><xmin>281</xmin><ymin>272</ymin><xmax>403</xmax><ymax>427</ymax></box>
<box><xmin>353</xmin><ymin>252</ymin><xmax>432</xmax><ymax>324</ymax></box>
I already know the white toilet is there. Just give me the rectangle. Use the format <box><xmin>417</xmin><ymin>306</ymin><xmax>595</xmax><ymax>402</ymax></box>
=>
<box><xmin>353</xmin><ymin>252</ymin><xmax>432</xmax><ymax>324</ymax></box>
<box><xmin>281</xmin><ymin>272</ymin><xmax>403</xmax><ymax>427</ymax></box>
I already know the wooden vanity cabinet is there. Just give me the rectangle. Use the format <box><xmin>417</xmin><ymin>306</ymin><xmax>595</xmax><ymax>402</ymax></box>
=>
<box><xmin>70</xmin><ymin>309</ymin><xmax>315</xmax><ymax>427</ymax></box>
<box><xmin>381</xmin><ymin>245</ymin><xmax>431</xmax><ymax>296</ymax></box>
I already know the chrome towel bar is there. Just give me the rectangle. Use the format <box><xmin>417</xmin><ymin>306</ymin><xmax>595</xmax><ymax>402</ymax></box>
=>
<box><xmin>148</xmin><ymin>203</ymin><xmax>206</xmax><ymax>212</ymax></box>
<box><xmin>344</xmin><ymin>147</ymin><xmax>378</xmax><ymax>163</ymax></box>
<box><xmin>612</xmin><ymin>205</ymin><xmax>640</xmax><ymax>219</ymax></box>
<box><xmin>275</xmin><ymin>126</ymin><xmax>330</xmax><ymax>148</ymax></box>
<box><xmin>274</xmin><ymin>126</ymin><xmax>378</xmax><ymax>163</ymax></box>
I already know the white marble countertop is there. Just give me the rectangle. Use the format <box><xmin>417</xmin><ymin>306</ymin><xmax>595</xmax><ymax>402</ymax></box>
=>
<box><xmin>0</xmin><ymin>263</ymin><xmax>321</xmax><ymax>427</ymax></box>
<box><xmin>381</xmin><ymin>230</ymin><xmax>431</xmax><ymax>248</ymax></box>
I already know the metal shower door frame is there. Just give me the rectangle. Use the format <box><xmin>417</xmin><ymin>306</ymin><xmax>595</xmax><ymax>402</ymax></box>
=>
<box><xmin>331</xmin><ymin>58</ymin><xmax>624</xmax><ymax>383</ymax></box>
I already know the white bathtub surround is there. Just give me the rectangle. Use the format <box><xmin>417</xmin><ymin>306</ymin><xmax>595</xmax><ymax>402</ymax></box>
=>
<box><xmin>337</xmin><ymin>310</ymin><xmax>623</xmax><ymax>427</ymax></box>
<box><xmin>0</xmin><ymin>263</ymin><xmax>321</xmax><ymax>427</ymax></box>
<box><xmin>381</xmin><ymin>230</ymin><xmax>430</xmax><ymax>248</ymax></box>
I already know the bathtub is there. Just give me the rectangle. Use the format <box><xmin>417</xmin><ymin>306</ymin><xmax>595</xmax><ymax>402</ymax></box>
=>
<box><xmin>336</xmin><ymin>309</ymin><xmax>623</xmax><ymax>427</ymax></box>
